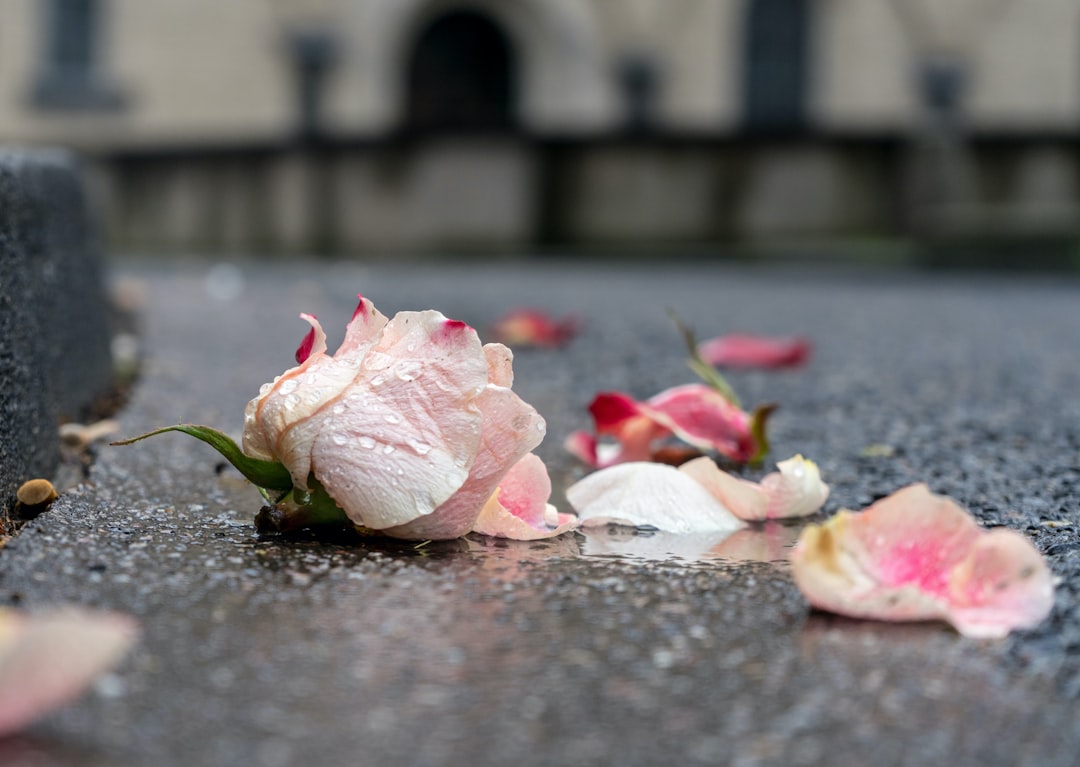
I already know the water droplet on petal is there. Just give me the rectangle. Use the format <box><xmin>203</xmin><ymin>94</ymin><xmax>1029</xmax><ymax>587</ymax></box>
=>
<box><xmin>283</xmin><ymin>394</ymin><xmax>301</xmax><ymax>409</ymax></box>
<box><xmin>409</xmin><ymin>439</ymin><xmax>432</xmax><ymax>455</ymax></box>
<box><xmin>384</xmin><ymin>414</ymin><xmax>401</xmax><ymax>425</ymax></box>
<box><xmin>396</xmin><ymin>361</ymin><xmax>422</xmax><ymax>382</ymax></box>
<box><xmin>333</xmin><ymin>404</ymin><xmax>345</xmax><ymax>415</ymax></box>
<box><xmin>332</xmin><ymin>433</ymin><xmax>349</xmax><ymax>446</ymax></box>
<box><xmin>359</xmin><ymin>437</ymin><xmax>377</xmax><ymax>449</ymax></box>
<box><xmin>278</xmin><ymin>379</ymin><xmax>299</xmax><ymax>396</ymax></box>
<box><xmin>383</xmin><ymin>445</ymin><xmax>395</xmax><ymax>455</ymax></box>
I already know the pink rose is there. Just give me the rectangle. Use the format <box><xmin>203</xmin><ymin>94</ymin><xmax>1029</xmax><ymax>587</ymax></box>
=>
<box><xmin>242</xmin><ymin>296</ymin><xmax>553</xmax><ymax>540</ymax></box>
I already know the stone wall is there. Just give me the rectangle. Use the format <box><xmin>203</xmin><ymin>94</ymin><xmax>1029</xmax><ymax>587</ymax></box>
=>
<box><xmin>98</xmin><ymin>136</ymin><xmax>1080</xmax><ymax>255</ymax></box>
<box><xmin>0</xmin><ymin>150</ymin><xmax>113</xmax><ymax>509</ymax></box>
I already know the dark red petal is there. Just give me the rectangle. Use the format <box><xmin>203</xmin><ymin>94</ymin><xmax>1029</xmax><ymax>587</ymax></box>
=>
<box><xmin>588</xmin><ymin>392</ymin><xmax>643</xmax><ymax>432</ymax></box>
<box><xmin>295</xmin><ymin>322</ymin><xmax>317</xmax><ymax>364</ymax></box>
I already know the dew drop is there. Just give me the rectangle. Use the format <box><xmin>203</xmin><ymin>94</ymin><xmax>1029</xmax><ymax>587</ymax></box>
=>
<box><xmin>409</xmin><ymin>439</ymin><xmax>432</xmax><ymax>455</ymax></box>
<box><xmin>383</xmin><ymin>414</ymin><xmax>401</xmax><ymax>425</ymax></box>
<box><xmin>278</xmin><ymin>379</ymin><xmax>299</xmax><ymax>396</ymax></box>
<box><xmin>365</xmin><ymin>351</ymin><xmax>392</xmax><ymax>370</ymax></box>
<box><xmin>333</xmin><ymin>404</ymin><xmax>345</xmax><ymax>415</ymax></box>
<box><xmin>396</xmin><ymin>361</ymin><xmax>422</xmax><ymax>382</ymax></box>
<box><xmin>259</xmin><ymin>383</ymin><xmax>272</xmax><ymax>396</ymax></box>
<box><xmin>332</xmin><ymin>432</ymin><xmax>349</xmax><ymax>446</ymax></box>
<box><xmin>382</xmin><ymin>445</ymin><xmax>396</xmax><ymax>455</ymax></box>
<box><xmin>371</xmin><ymin>375</ymin><xmax>386</xmax><ymax>387</ymax></box>
<box><xmin>283</xmin><ymin>394</ymin><xmax>301</xmax><ymax>409</ymax></box>
<box><xmin>359</xmin><ymin>437</ymin><xmax>377</xmax><ymax>449</ymax></box>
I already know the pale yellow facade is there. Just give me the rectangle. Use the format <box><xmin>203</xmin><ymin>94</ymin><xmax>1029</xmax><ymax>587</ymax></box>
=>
<box><xmin>1</xmin><ymin>0</ymin><xmax>1078</xmax><ymax>150</ymax></box>
<box><xmin>2</xmin><ymin>0</ymin><xmax>1078</xmax><ymax>252</ymax></box>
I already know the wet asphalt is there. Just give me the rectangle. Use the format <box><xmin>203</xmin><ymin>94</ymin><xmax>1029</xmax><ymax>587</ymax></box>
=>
<box><xmin>3</xmin><ymin>259</ymin><xmax>1080</xmax><ymax>766</ymax></box>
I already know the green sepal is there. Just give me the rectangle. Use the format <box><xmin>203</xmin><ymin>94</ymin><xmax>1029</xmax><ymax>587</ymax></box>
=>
<box><xmin>668</xmin><ymin>310</ymin><xmax>742</xmax><ymax>408</ymax></box>
<box><xmin>255</xmin><ymin>475</ymin><xmax>350</xmax><ymax>533</ymax></box>
<box><xmin>112</xmin><ymin>424</ymin><xmax>294</xmax><ymax>492</ymax></box>
<box><xmin>747</xmin><ymin>403</ymin><xmax>777</xmax><ymax>467</ymax></box>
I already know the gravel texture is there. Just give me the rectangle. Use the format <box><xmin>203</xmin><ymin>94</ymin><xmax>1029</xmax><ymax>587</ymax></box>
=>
<box><xmin>2</xmin><ymin>260</ymin><xmax>1080</xmax><ymax>766</ymax></box>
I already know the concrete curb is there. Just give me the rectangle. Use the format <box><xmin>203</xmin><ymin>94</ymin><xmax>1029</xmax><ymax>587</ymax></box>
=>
<box><xmin>0</xmin><ymin>149</ymin><xmax>112</xmax><ymax>511</ymax></box>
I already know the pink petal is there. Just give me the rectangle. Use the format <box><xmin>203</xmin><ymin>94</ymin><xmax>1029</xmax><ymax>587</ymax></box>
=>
<box><xmin>645</xmin><ymin>384</ymin><xmax>756</xmax><ymax>462</ymax></box>
<box><xmin>483</xmin><ymin>343</ymin><xmax>515</xmax><ymax>388</ymax></box>
<box><xmin>678</xmin><ymin>454</ymin><xmax>828</xmax><ymax>521</ymax></box>
<box><xmin>0</xmin><ymin>608</ymin><xmax>139</xmax><ymax>737</ymax></box>
<box><xmin>564</xmin><ymin>430</ymin><xmax>599</xmax><ymax>467</ymax></box>
<box><xmin>472</xmin><ymin>453</ymin><xmax>578</xmax><ymax>540</ymax></box>
<box><xmin>247</xmin><ymin>300</ymin><xmax>390</xmax><ymax>463</ymax></box>
<box><xmin>295</xmin><ymin>321</ymin><xmax>318</xmax><ymax>364</ymax></box>
<box><xmin>678</xmin><ymin>456</ymin><xmax>769</xmax><ymax>520</ymax></box>
<box><xmin>697</xmin><ymin>333</ymin><xmax>811</xmax><ymax>369</ymax></box>
<box><xmin>586</xmin><ymin>392</ymin><xmax>672</xmax><ymax>464</ymax></box>
<box><xmin>306</xmin><ymin>310</ymin><xmax>489</xmax><ymax>532</ymax></box>
<box><xmin>490</xmin><ymin>308</ymin><xmax>581</xmax><ymax>348</ymax></box>
<box><xmin>382</xmin><ymin>381</ymin><xmax>545</xmax><ymax>539</ymax></box>
<box><xmin>567</xmin><ymin>462</ymin><xmax>746</xmax><ymax>534</ymax></box>
<box><xmin>946</xmin><ymin>529</ymin><xmax>1057</xmax><ymax>638</ymax></box>
<box><xmin>790</xmin><ymin>484</ymin><xmax>1054</xmax><ymax>637</ymax></box>
<box><xmin>757</xmin><ymin>455</ymin><xmax>830</xmax><ymax>519</ymax></box>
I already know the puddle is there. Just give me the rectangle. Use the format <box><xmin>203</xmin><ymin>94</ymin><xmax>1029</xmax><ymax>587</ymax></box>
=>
<box><xmin>454</xmin><ymin>521</ymin><xmax>804</xmax><ymax>568</ymax></box>
<box><xmin>578</xmin><ymin>521</ymin><xmax>802</xmax><ymax>565</ymax></box>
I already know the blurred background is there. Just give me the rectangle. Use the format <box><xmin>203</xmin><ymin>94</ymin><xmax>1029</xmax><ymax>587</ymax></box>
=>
<box><xmin>1</xmin><ymin>0</ymin><xmax>1078</xmax><ymax>264</ymax></box>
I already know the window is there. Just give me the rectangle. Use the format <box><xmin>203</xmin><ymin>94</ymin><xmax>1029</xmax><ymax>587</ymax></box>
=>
<box><xmin>31</xmin><ymin>0</ymin><xmax>124</xmax><ymax>110</ymax></box>
<box><xmin>742</xmin><ymin>0</ymin><xmax>809</xmax><ymax>131</ymax></box>
<box><xmin>406</xmin><ymin>10</ymin><xmax>517</xmax><ymax>132</ymax></box>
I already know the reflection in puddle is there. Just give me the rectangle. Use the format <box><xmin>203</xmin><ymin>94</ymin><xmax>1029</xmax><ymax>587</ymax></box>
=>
<box><xmin>255</xmin><ymin>518</ymin><xmax>805</xmax><ymax>570</ymax></box>
<box><xmin>579</xmin><ymin>521</ymin><xmax>802</xmax><ymax>565</ymax></box>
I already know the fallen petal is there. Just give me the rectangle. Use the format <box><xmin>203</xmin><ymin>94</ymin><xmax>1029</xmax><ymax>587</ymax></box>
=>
<box><xmin>490</xmin><ymin>308</ymin><xmax>581</xmax><ymax>348</ymax></box>
<box><xmin>790</xmin><ymin>484</ymin><xmax>1054</xmax><ymax>637</ymax></box>
<box><xmin>757</xmin><ymin>455</ymin><xmax>830</xmax><ymax>519</ymax></box>
<box><xmin>0</xmin><ymin>608</ymin><xmax>139</xmax><ymax>737</ymax></box>
<box><xmin>567</xmin><ymin>462</ymin><xmax>745</xmax><ymax>534</ymax></box>
<box><xmin>946</xmin><ymin>529</ymin><xmax>1057</xmax><ymax>639</ymax></box>
<box><xmin>678</xmin><ymin>454</ymin><xmax>828</xmax><ymax>521</ymax></box>
<box><xmin>697</xmin><ymin>333</ymin><xmax>811</xmax><ymax>369</ymax></box>
<box><xmin>645</xmin><ymin>384</ymin><xmax>756</xmax><ymax>462</ymax></box>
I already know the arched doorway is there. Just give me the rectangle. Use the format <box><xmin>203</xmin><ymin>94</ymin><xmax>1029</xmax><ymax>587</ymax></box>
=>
<box><xmin>742</xmin><ymin>0</ymin><xmax>810</xmax><ymax>131</ymax></box>
<box><xmin>406</xmin><ymin>10</ymin><xmax>518</xmax><ymax>131</ymax></box>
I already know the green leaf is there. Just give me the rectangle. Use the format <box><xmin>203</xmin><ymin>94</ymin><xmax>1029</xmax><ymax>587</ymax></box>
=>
<box><xmin>112</xmin><ymin>424</ymin><xmax>294</xmax><ymax>491</ymax></box>
<box><xmin>747</xmin><ymin>404</ymin><xmax>777</xmax><ymax>467</ymax></box>
<box><xmin>667</xmin><ymin>309</ymin><xmax>741</xmax><ymax>408</ymax></box>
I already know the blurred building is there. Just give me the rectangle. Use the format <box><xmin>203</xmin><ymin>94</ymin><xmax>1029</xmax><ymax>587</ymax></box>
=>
<box><xmin>0</xmin><ymin>0</ymin><xmax>1077</xmax><ymax>254</ymax></box>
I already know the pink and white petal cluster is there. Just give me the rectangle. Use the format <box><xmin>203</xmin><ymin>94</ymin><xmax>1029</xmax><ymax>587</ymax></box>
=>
<box><xmin>790</xmin><ymin>484</ymin><xmax>1055</xmax><ymax>638</ymax></box>
<box><xmin>0</xmin><ymin>607</ymin><xmax>139</xmax><ymax>737</ymax></box>
<box><xmin>242</xmin><ymin>296</ymin><xmax>554</xmax><ymax>540</ymax></box>
<box><xmin>565</xmin><ymin>384</ymin><xmax>758</xmax><ymax>468</ymax></box>
<box><xmin>697</xmin><ymin>333</ymin><xmax>811</xmax><ymax>370</ymax></box>
<box><xmin>471</xmin><ymin>453</ymin><xmax>579</xmax><ymax>540</ymax></box>
<box><xmin>566</xmin><ymin>454</ymin><xmax>827</xmax><ymax>533</ymax></box>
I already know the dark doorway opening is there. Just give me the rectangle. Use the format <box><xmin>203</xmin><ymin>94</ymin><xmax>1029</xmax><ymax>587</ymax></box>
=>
<box><xmin>742</xmin><ymin>0</ymin><xmax>809</xmax><ymax>131</ymax></box>
<box><xmin>406</xmin><ymin>10</ymin><xmax>518</xmax><ymax>132</ymax></box>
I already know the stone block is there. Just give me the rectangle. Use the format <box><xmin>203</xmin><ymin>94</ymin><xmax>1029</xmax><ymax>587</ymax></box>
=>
<box><xmin>0</xmin><ymin>149</ymin><xmax>113</xmax><ymax>510</ymax></box>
